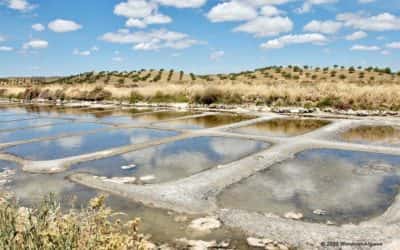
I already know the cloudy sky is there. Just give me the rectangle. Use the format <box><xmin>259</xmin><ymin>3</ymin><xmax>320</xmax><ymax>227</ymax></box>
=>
<box><xmin>0</xmin><ymin>0</ymin><xmax>399</xmax><ymax>76</ymax></box>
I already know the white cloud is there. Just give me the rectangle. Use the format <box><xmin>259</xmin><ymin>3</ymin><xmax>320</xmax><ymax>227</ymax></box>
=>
<box><xmin>6</xmin><ymin>0</ymin><xmax>36</xmax><ymax>11</ymax></box>
<box><xmin>32</xmin><ymin>23</ymin><xmax>45</xmax><ymax>32</ymax></box>
<box><xmin>155</xmin><ymin>0</ymin><xmax>206</xmax><ymax>8</ymax></box>
<box><xmin>22</xmin><ymin>39</ymin><xmax>48</xmax><ymax>49</ymax></box>
<box><xmin>126</xmin><ymin>18</ymin><xmax>147</xmax><ymax>28</ymax></box>
<box><xmin>303</xmin><ymin>20</ymin><xmax>342</xmax><ymax>34</ymax></box>
<box><xmin>144</xmin><ymin>13</ymin><xmax>172</xmax><ymax>24</ymax></box>
<box><xmin>48</xmin><ymin>19</ymin><xmax>82</xmax><ymax>33</ymax></box>
<box><xmin>126</xmin><ymin>13</ymin><xmax>171</xmax><ymax>28</ymax></box>
<box><xmin>261</xmin><ymin>33</ymin><xmax>328</xmax><ymax>49</ymax></box>
<box><xmin>114</xmin><ymin>0</ymin><xmax>156</xmax><ymax>18</ymax></box>
<box><xmin>115</xmin><ymin>0</ymin><xmax>173</xmax><ymax>28</ymax></box>
<box><xmin>298</xmin><ymin>0</ymin><xmax>337</xmax><ymax>14</ymax></box>
<box><xmin>0</xmin><ymin>35</ymin><xmax>5</xmax><ymax>42</ymax></box>
<box><xmin>381</xmin><ymin>50</ymin><xmax>390</xmax><ymax>55</ymax></box>
<box><xmin>386</xmin><ymin>42</ymin><xmax>400</xmax><ymax>49</ymax></box>
<box><xmin>260</xmin><ymin>5</ymin><xmax>281</xmax><ymax>16</ymax></box>
<box><xmin>337</xmin><ymin>12</ymin><xmax>400</xmax><ymax>31</ymax></box>
<box><xmin>163</xmin><ymin>39</ymin><xmax>201</xmax><ymax>49</ymax></box>
<box><xmin>206</xmin><ymin>1</ymin><xmax>285</xmax><ymax>22</ymax></box>
<box><xmin>345</xmin><ymin>31</ymin><xmax>367</xmax><ymax>40</ymax></box>
<box><xmin>234</xmin><ymin>16</ymin><xmax>293</xmax><ymax>37</ymax></box>
<box><xmin>350</xmin><ymin>44</ymin><xmax>381</xmax><ymax>51</ymax></box>
<box><xmin>0</xmin><ymin>46</ymin><xmax>13</xmax><ymax>51</ymax></box>
<box><xmin>101</xmin><ymin>28</ymin><xmax>202</xmax><ymax>51</ymax></box>
<box><xmin>239</xmin><ymin>0</ymin><xmax>291</xmax><ymax>5</ymax></box>
<box><xmin>73</xmin><ymin>46</ymin><xmax>99</xmax><ymax>56</ymax></box>
<box><xmin>209</xmin><ymin>50</ymin><xmax>224</xmax><ymax>61</ymax></box>
<box><xmin>358</xmin><ymin>0</ymin><xmax>375</xmax><ymax>3</ymax></box>
<box><xmin>207</xmin><ymin>1</ymin><xmax>257</xmax><ymax>22</ymax></box>
<box><xmin>101</xmin><ymin>29</ymin><xmax>144</xmax><ymax>44</ymax></box>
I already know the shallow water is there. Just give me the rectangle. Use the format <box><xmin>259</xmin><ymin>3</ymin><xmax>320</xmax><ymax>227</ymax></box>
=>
<box><xmin>71</xmin><ymin>136</ymin><xmax>269</xmax><ymax>183</ymax></box>
<box><xmin>0</xmin><ymin>122</ymin><xmax>110</xmax><ymax>144</ymax></box>
<box><xmin>218</xmin><ymin>149</ymin><xmax>400</xmax><ymax>224</ymax></box>
<box><xmin>0</xmin><ymin>113</ymin><xmax>39</xmax><ymax>122</ymax></box>
<box><xmin>159</xmin><ymin>114</ymin><xmax>255</xmax><ymax>130</ymax></box>
<box><xmin>4</xmin><ymin>128</ymin><xmax>179</xmax><ymax>160</ymax></box>
<box><xmin>24</xmin><ymin>106</ymin><xmax>123</xmax><ymax>120</ymax></box>
<box><xmin>98</xmin><ymin>110</ymin><xmax>198</xmax><ymax>125</ymax></box>
<box><xmin>341</xmin><ymin>125</ymin><xmax>400</xmax><ymax>146</ymax></box>
<box><xmin>0</xmin><ymin>159</ymin><xmax>18</xmax><ymax>171</ymax></box>
<box><xmin>232</xmin><ymin>118</ymin><xmax>330</xmax><ymax>137</ymax></box>
<box><xmin>0</xmin><ymin>118</ymin><xmax>68</xmax><ymax>131</ymax></box>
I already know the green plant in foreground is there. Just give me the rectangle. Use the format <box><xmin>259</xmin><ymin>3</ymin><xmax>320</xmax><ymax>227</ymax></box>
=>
<box><xmin>0</xmin><ymin>194</ymin><xmax>149</xmax><ymax>250</ymax></box>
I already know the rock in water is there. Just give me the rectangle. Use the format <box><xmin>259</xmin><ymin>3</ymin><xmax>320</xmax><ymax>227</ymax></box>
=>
<box><xmin>176</xmin><ymin>238</ymin><xmax>229</xmax><ymax>250</ymax></box>
<box><xmin>121</xmin><ymin>164</ymin><xmax>136</xmax><ymax>170</ymax></box>
<box><xmin>246</xmin><ymin>237</ymin><xmax>273</xmax><ymax>247</ymax></box>
<box><xmin>188</xmin><ymin>217</ymin><xmax>221</xmax><ymax>232</ymax></box>
<box><xmin>140</xmin><ymin>175</ymin><xmax>156</xmax><ymax>182</ymax></box>
<box><xmin>284</xmin><ymin>212</ymin><xmax>303</xmax><ymax>220</ymax></box>
<box><xmin>313</xmin><ymin>209</ymin><xmax>328</xmax><ymax>216</ymax></box>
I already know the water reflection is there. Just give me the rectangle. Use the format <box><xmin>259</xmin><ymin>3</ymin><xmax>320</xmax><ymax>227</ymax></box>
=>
<box><xmin>5</xmin><ymin>128</ymin><xmax>179</xmax><ymax>160</ymax></box>
<box><xmin>341</xmin><ymin>125</ymin><xmax>400</xmax><ymax>146</ymax></box>
<box><xmin>0</xmin><ymin>122</ymin><xmax>109</xmax><ymax>144</ymax></box>
<box><xmin>0</xmin><ymin>118</ymin><xmax>67</xmax><ymax>131</ymax></box>
<box><xmin>98</xmin><ymin>110</ymin><xmax>197</xmax><ymax>125</ymax></box>
<box><xmin>0</xmin><ymin>114</ymin><xmax>38</xmax><ymax>122</ymax></box>
<box><xmin>232</xmin><ymin>118</ymin><xmax>330</xmax><ymax>137</ymax></box>
<box><xmin>71</xmin><ymin>137</ymin><xmax>269</xmax><ymax>183</ymax></box>
<box><xmin>218</xmin><ymin>149</ymin><xmax>400</xmax><ymax>224</ymax></box>
<box><xmin>160</xmin><ymin>114</ymin><xmax>255</xmax><ymax>130</ymax></box>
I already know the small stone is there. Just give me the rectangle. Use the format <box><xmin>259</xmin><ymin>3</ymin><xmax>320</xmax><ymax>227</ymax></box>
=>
<box><xmin>140</xmin><ymin>175</ymin><xmax>156</xmax><ymax>182</ymax></box>
<box><xmin>313</xmin><ymin>209</ymin><xmax>327</xmax><ymax>216</ymax></box>
<box><xmin>218</xmin><ymin>240</ymin><xmax>230</xmax><ymax>248</ymax></box>
<box><xmin>176</xmin><ymin>238</ymin><xmax>218</xmax><ymax>250</ymax></box>
<box><xmin>121</xmin><ymin>164</ymin><xmax>136</xmax><ymax>170</ymax></box>
<box><xmin>265</xmin><ymin>244</ymin><xmax>280</xmax><ymax>250</ymax></box>
<box><xmin>103</xmin><ymin>176</ymin><xmax>136</xmax><ymax>184</ymax></box>
<box><xmin>143</xmin><ymin>241</ymin><xmax>156</xmax><ymax>250</ymax></box>
<box><xmin>174</xmin><ymin>215</ymin><xmax>188</xmax><ymax>223</ymax></box>
<box><xmin>326</xmin><ymin>220</ymin><xmax>336</xmax><ymax>225</ymax></box>
<box><xmin>255</xmin><ymin>155</ymin><xmax>265</xmax><ymax>160</ymax></box>
<box><xmin>247</xmin><ymin>237</ymin><xmax>273</xmax><ymax>247</ymax></box>
<box><xmin>277</xmin><ymin>243</ymin><xmax>289</xmax><ymax>250</ymax></box>
<box><xmin>284</xmin><ymin>212</ymin><xmax>303</xmax><ymax>220</ymax></box>
<box><xmin>158</xmin><ymin>244</ymin><xmax>174</xmax><ymax>250</ymax></box>
<box><xmin>188</xmin><ymin>217</ymin><xmax>221</xmax><ymax>232</ymax></box>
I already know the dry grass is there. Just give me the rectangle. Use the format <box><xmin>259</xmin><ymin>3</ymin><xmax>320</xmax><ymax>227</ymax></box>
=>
<box><xmin>1</xmin><ymin>66</ymin><xmax>400</xmax><ymax>110</ymax></box>
<box><xmin>0</xmin><ymin>194</ymin><xmax>150</xmax><ymax>250</ymax></box>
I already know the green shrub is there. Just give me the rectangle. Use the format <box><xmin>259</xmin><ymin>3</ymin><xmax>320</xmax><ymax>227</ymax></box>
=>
<box><xmin>129</xmin><ymin>91</ymin><xmax>144</xmax><ymax>103</ymax></box>
<box><xmin>192</xmin><ymin>87</ymin><xmax>223</xmax><ymax>105</ymax></box>
<box><xmin>85</xmin><ymin>87</ymin><xmax>112</xmax><ymax>101</ymax></box>
<box><xmin>149</xmin><ymin>91</ymin><xmax>188</xmax><ymax>103</ymax></box>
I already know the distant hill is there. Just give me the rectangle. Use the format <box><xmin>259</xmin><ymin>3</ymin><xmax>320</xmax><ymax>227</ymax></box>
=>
<box><xmin>2</xmin><ymin>66</ymin><xmax>399</xmax><ymax>87</ymax></box>
<box><xmin>1</xmin><ymin>66</ymin><xmax>400</xmax><ymax>111</ymax></box>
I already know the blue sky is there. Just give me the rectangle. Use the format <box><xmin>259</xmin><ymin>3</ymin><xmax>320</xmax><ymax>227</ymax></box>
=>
<box><xmin>0</xmin><ymin>0</ymin><xmax>399</xmax><ymax>77</ymax></box>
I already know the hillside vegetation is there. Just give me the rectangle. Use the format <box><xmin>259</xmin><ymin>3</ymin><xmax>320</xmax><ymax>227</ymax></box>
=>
<box><xmin>1</xmin><ymin>65</ymin><xmax>400</xmax><ymax>110</ymax></box>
